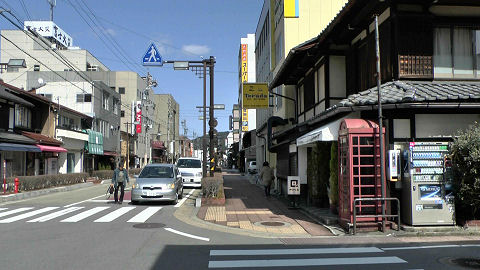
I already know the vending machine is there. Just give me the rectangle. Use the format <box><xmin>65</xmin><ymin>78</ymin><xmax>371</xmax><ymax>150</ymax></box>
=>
<box><xmin>402</xmin><ymin>142</ymin><xmax>455</xmax><ymax>226</ymax></box>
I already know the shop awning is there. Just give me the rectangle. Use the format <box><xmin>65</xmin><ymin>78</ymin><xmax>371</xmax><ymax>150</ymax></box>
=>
<box><xmin>84</xmin><ymin>130</ymin><xmax>103</xmax><ymax>155</ymax></box>
<box><xmin>36</xmin><ymin>144</ymin><xmax>68</xmax><ymax>152</ymax></box>
<box><xmin>0</xmin><ymin>143</ymin><xmax>41</xmax><ymax>152</ymax></box>
<box><xmin>296</xmin><ymin>118</ymin><xmax>344</xmax><ymax>146</ymax></box>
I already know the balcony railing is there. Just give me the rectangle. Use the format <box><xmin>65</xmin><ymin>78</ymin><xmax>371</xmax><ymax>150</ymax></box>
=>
<box><xmin>398</xmin><ymin>55</ymin><xmax>433</xmax><ymax>79</ymax></box>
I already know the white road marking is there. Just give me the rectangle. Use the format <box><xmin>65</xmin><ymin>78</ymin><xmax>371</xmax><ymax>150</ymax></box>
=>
<box><xmin>0</xmin><ymin>208</ymin><xmax>8</xmax><ymax>211</ymax></box>
<box><xmin>27</xmin><ymin>207</ymin><xmax>84</xmax><ymax>222</ymax></box>
<box><xmin>61</xmin><ymin>207</ymin><xmax>109</xmax><ymax>222</ymax></box>
<box><xmin>64</xmin><ymin>194</ymin><xmax>105</xmax><ymax>207</ymax></box>
<box><xmin>382</xmin><ymin>244</ymin><xmax>460</xmax><ymax>251</ymax></box>
<box><xmin>175</xmin><ymin>189</ymin><xmax>195</xmax><ymax>208</ymax></box>
<box><xmin>208</xmin><ymin>257</ymin><xmax>406</xmax><ymax>268</ymax></box>
<box><xmin>0</xmin><ymin>207</ymin><xmax>58</xmax><ymax>223</ymax></box>
<box><xmin>89</xmin><ymin>200</ymin><xmax>131</xmax><ymax>203</ymax></box>
<box><xmin>210</xmin><ymin>247</ymin><xmax>383</xmax><ymax>256</ymax></box>
<box><xmin>94</xmin><ymin>207</ymin><xmax>135</xmax><ymax>222</ymax></box>
<box><xmin>127</xmin><ymin>207</ymin><xmax>162</xmax><ymax>223</ymax></box>
<box><xmin>0</xmin><ymin>207</ymin><xmax>33</xmax><ymax>218</ymax></box>
<box><xmin>165</xmin><ymin>227</ymin><xmax>210</xmax><ymax>242</ymax></box>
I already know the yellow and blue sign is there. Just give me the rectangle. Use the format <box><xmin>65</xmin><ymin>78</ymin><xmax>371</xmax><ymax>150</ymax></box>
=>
<box><xmin>284</xmin><ymin>0</ymin><xmax>299</xmax><ymax>18</ymax></box>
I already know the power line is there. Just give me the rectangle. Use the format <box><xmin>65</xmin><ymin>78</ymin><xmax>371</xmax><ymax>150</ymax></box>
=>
<box><xmin>0</xmin><ymin>8</ymin><xmax>178</xmax><ymax>129</ymax></box>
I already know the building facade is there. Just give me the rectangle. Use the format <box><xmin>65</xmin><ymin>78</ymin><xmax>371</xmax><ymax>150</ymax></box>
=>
<box><xmin>254</xmin><ymin>0</ymin><xmax>348</xmax><ymax>192</ymax></box>
<box><xmin>271</xmin><ymin>0</ymin><xmax>480</xmax><ymax>226</ymax></box>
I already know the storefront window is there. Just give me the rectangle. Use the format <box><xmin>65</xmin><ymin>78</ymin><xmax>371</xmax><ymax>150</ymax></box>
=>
<box><xmin>2</xmin><ymin>151</ymin><xmax>25</xmax><ymax>177</ymax></box>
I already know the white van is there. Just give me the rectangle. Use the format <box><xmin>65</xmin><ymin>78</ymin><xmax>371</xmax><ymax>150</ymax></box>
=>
<box><xmin>176</xmin><ymin>157</ymin><xmax>203</xmax><ymax>188</ymax></box>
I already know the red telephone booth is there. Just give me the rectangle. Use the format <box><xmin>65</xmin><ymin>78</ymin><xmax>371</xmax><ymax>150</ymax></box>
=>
<box><xmin>338</xmin><ymin>119</ymin><xmax>386</xmax><ymax>229</ymax></box>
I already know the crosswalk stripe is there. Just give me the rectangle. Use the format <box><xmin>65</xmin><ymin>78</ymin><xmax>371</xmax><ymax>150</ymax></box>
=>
<box><xmin>127</xmin><ymin>207</ymin><xmax>162</xmax><ymax>223</ymax></box>
<box><xmin>60</xmin><ymin>207</ymin><xmax>109</xmax><ymax>222</ymax></box>
<box><xmin>0</xmin><ymin>207</ymin><xmax>58</xmax><ymax>223</ymax></box>
<box><xmin>208</xmin><ymin>256</ymin><xmax>407</xmax><ymax>268</ymax></box>
<box><xmin>210</xmin><ymin>247</ymin><xmax>383</xmax><ymax>256</ymax></box>
<box><xmin>0</xmin><ymin>207</ymin><xmax>33</xmax><ymax>218</ymax></box>
<box><xmin>0</xmin><ymin>208</ymin><xmax>7</xmax><ymax>211</ymax></box>
<box><xmin>94</xmin><ymin>207</ymin><xmax>135</xmax><ymax>222</ymax></box>
<box><xmin>27</xmin><ymin>207</ymin><xmax>84</xmax><ymax>222</ymax></box>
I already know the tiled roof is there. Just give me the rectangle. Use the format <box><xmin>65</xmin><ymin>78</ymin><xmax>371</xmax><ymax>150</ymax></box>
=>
<box><xmin>22</xmin><ymin>131</ymin><xmax>63</xmax><ymax>146</ymax></box>
<box><xmin>338</xmin><ymin>81</ymin><xmax>480</xmax><ymax>107</ymax></box>
<box><xmin>309</xmin><ymin>81</ymin><xmax>480</xmax><ymax>124</ymax></box>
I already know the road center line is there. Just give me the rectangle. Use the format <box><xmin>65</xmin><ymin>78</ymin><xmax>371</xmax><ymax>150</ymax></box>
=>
<box><xmin>175</xmin><ymin>189</ymin><xmax>195</xmax><ymax>208</ymax></box>
<box><xmin>164</xmin><ymin>227</ymin><xmax>210</xmax><ymax>242</ymax></box>
<box><xmin>64</xmin><ymin>194</ymin><xmax>105</xmax><ymax>207</ymax></box>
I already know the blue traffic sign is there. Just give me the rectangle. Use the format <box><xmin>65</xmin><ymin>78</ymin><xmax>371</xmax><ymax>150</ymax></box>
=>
<box><xmin>142</xmin><ymin>43</ymin><xmax>163</xmax><ymax>66</ymax></box>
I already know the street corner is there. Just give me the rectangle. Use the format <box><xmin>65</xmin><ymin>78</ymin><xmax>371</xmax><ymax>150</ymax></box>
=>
<box><xmin>196</xmin><ymin>203</ymin><xmax>333</xmax><ymax>237</ymax></box>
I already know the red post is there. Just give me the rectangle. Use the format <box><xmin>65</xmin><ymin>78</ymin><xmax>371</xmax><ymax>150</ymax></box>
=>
<box><xmin>14</xmin><ymin>178</ymin><xmax>19</xmax><ymax>193</ymax></box>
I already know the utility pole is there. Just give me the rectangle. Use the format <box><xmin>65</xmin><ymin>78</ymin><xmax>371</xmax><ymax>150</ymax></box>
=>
<box><xmin>167</xmin><ymin>98</ymin><xmax>171</xmax><ymax>163</ymax></box>
<box><xmin>375</xmin><ymin>15</ymin><xmax>386</xmax><ymax>233</ymax></box>
<box><xmin>203</xmin><ymin>60</ymin><xmax>207</xmax><ymax>177</ymax></box>
<box><xmin>209</xmin><ymin>56</ymin><xmax>215</xmax><ymax>176</ymax></box>
<box><xmin>48</xmin><ymin>0</ymin><xmax>56</xmax><ymax>21</ymax></box>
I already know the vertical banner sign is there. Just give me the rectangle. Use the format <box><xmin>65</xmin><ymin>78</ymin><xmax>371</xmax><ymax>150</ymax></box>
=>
<box><xmin>242</xmin><ymin>109</ymin><xmax>248</xmax><ymax>132</ymax></box>
<box><xmin>135</xmin><ymin>101</ymin><xmax>142</xmax><ymax>134</ymax></box>
<box><xmin>241</xmin><ymin>43</ymin><xmax>249</xmax><ymax>132</ymax></box>
<box><xmin>241</xmin><ymin>44</ymin><xmax>248</xmax><ymax>83</ymax></box>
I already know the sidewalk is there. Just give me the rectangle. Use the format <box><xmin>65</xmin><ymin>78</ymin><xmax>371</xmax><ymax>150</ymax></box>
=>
<box><xmin>193</xmin><ymin>170</ymin><xmax>480</xmax><ymax>240</ymax></box>
<box><xmin>196</xmin><ymin>171</ymin><xmax>333</xmax><ymax>237</ymax></box>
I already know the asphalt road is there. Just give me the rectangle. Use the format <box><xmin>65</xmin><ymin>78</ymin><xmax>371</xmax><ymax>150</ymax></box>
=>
<box><xmin>0</xmin><ymin>185</ymin><xmax>479</xmax><ymax>270</ymax></box>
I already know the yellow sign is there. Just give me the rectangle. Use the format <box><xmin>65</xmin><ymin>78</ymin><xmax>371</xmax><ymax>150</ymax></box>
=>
<box><xmin>241</xmin><ymin>44</ymin><xmax>248</xmax><ymax>82</ymax></box>
<box><xmin>284</xmin><ymin>0</ymin><xmax>299</xmax><ymax>18</ymax></box>
<box><xmin>242</xmin><ymin>83</ymin><xmax>269</xmax><ymax>109</ymax></box>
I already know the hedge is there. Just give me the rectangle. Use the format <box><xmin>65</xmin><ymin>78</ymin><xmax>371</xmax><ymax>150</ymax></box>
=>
<box><xmin>201</xmin><ymin>173</ymin><xmax>224</xmax><ymax>199</ymax></box>
<box><xmin>1</xmin><ymin>167</ymin><xmax>143</xmax><ymax>193</ymax></box>
<box><xmin>91</xmin><ymin>170</ymin><xmax>114</xmax><ymax>180</ymax></box>
<box><xmin>4</xmin><ymin>173</ymin><xmax>89</xmax><ymax>192</ymax></box>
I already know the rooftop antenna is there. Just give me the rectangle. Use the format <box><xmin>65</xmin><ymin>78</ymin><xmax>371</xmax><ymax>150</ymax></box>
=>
<box><xmin>48</xmin><ymin>0</ymin><xmax>56</xmax><ymax>21</ymax></box>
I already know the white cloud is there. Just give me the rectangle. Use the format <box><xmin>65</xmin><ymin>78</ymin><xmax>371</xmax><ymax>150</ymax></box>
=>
<box><xmin>103</xmin><ymin>28</ymin><xmax>116</xmax><ymax>36</ymax></box>
<box><xmin>182</xmin><ymin>44</ymin><xmax>210</xmax><ymax>56</ymax></box>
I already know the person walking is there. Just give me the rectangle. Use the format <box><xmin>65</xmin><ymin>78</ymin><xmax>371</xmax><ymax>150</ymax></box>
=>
<box><xmin>111</xmin><ymin>162</ymin><xmax>129</xmax><ymax>204</ymax></box>
<box><xmin>259</xmin><ymin>161</ymin><xmax>274</xmax><ymax>197</ymax></box>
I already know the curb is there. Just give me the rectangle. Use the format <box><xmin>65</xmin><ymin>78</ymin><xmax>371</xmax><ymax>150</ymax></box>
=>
<box><xmin>0</xmin><ymin>182</ymin><xmax>94</xmax><ymax>203</ymax></box>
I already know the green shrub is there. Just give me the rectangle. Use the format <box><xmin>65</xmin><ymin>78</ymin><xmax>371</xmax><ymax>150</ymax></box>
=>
<box><xmin>91</xmin><ymin>170</ymin><xmax>114</xmax><ymax>180</ymax></box>
<box><xmin>201</xmin><ymin>176</ymin><xmax>224</xmax><ymax>198</ymax></box>
<box><xmin>129</xmin><ymin>168</ymin><xmax>142</xmax><ymax>176</ymax></box>
<box><xmin>4</xmin><ymin>173</ymin><xmax>89</xmax><ymax>192</ymax></box>
<box><xmin>451</xmin><ymin>122</ymin><xmax>480</xmax><ymax>220</ymax></box>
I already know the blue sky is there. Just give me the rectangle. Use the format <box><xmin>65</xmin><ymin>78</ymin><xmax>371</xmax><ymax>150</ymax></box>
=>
<box><xmin>1</xmin><ymin>0</ymin><xmax>263</xmax><ymax>138</ymax></box>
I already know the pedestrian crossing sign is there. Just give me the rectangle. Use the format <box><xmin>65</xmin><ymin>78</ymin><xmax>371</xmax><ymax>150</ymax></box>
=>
<box><xmin>142</xmin><ymin>43</ymin><xmax>163</xmax><ymax>66</ymax></box>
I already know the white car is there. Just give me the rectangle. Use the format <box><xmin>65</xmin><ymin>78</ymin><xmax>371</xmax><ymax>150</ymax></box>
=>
<box><xmin>176</xmin><ymin>157</ymin><xmax>203</xmax><ymax>188</ymax></box>
<box><xmin>247</xmin><ymin>161</ymin><xmax>257</xmax><ymax>174</ymax></box>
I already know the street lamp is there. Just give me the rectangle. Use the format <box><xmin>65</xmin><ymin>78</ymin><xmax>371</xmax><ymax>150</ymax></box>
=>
<box><xmin>164</xmin><ymin>57</ymin><xmax>216</xmax><ymax>177</ymax></box>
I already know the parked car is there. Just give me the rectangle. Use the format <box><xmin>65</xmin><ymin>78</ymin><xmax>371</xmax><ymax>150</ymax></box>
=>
<box><xmin>247</xmin><ymin>161</ymin><xmax>257</xmax><ymax>174</ymax></box>
<box><xmin>131</xmin><ymin>164</ymin><xmax>183</xmax><ymax>205</ymax></box>
<box><xmin>176</xmin><ymin>157</ymin><xmax>203</xmax><ymax>188</ymax></box>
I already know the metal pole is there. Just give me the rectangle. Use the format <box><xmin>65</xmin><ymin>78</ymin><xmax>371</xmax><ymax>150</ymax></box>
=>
<box><xmin>202</xmin><ymin>61</ymin><xmax>207</xmax><ymax>177</ymax></box>
<box><xmin>209</xmin><ymin>56</ymin><xmax>215</xmax><ymax>177</ymax></box>
<box><xmin>375</xmin><ymin>15</ymin><xmax>386</xmax><ymax>232</ymax></box>
<box><xmin>126</xmin><ymin>123</ymin><xmax>129</xmax><ymax>169</ymax></box>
